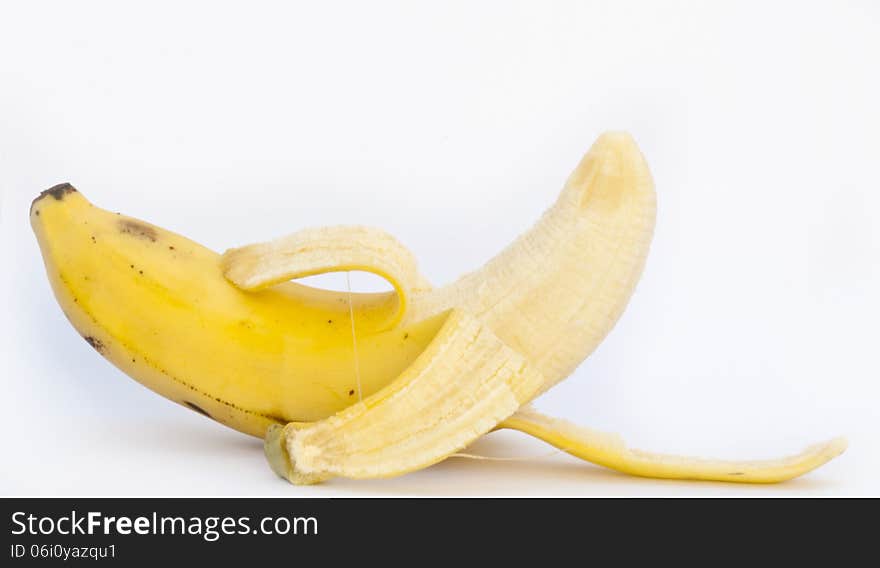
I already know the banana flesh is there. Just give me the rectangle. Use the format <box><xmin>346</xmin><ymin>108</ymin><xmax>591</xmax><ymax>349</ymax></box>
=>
<box><xmin>411</xmin><ymin>131</ymin><xmax>657</xmax><ymax>395</ymax></box>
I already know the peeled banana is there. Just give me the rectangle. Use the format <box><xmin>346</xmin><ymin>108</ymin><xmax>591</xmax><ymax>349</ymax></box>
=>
<box><xmin>31</xmin><ymin>132</ymin><xmax>846</xmax><ymax>486</ymax></box>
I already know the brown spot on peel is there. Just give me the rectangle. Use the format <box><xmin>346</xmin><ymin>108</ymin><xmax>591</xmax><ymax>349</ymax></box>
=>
<box><xmin>118</xmin><ymin>219</ymin><xmax>158</xmax><ymax>242</ymax></box>
<box><xmin>83</xmin><ymin>336</ymin><xmax>105</xmax><ymax>353</ymax></box>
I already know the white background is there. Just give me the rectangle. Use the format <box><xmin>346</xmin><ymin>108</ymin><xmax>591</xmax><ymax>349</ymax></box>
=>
<box><xmin>2</xmin><ymin>1</ymin><xmax>878</xmax><ymax>496</ymax></box>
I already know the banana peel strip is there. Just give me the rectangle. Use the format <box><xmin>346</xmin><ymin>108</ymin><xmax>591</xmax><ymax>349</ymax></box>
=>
<box><xmin>501</xmin><ymin>406</ymin><xmax>848</xmax><ymax>484</ymax></box>
<box><xmin>266</xmin><ymin>309</ymin><xmax>544</xmax><ymax>484</ymax></box>
<box><xmin>223</xmin><ymin>225</ymin><xmax>432</xmax><ymax>331</ymax></box>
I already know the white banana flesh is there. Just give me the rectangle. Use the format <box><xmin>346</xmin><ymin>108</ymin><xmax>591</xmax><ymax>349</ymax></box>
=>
<box><xmin>411</xmin><ymin>131</ymin><xmax>656</xmax><ymax>394</ymax></box>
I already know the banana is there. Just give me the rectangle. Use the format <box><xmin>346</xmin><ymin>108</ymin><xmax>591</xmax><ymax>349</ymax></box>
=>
<box><xmin>31</xmin><ymin>132</ymin><xmax>846</xmax><ymax>485</ymax></box>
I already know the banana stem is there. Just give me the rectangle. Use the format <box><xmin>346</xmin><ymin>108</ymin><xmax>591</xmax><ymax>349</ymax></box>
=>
<box><xmin>264</xmin><ymin>424</ymin><xmax>293</xmax><ymax>482</ymax></box>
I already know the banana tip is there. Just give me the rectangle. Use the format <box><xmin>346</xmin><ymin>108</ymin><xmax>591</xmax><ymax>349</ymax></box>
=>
<box><xmin>596</xmin><ymin>130</ymin><xmax>635</xmax><ymax>144</ymax></box>
<box><xmin>826</xmin><ymin>436</ymin><xmax>849</xmax><ymax>457</ymax></box>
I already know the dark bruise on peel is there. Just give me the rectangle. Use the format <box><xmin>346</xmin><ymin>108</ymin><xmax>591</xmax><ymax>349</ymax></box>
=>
<box><xmin>118</xmin><ymin>219</ymin><xmax>158</xmax><ymax>242</ymax></box>
<box><xmin>83</xmin><ymin>335</ymin><xmax>105</xmax><ymax>353</ymax></box>
<box><xmin>183</xmin><ymin>401</ymin><xmax>214</xmax><ymax>420</ymax></box>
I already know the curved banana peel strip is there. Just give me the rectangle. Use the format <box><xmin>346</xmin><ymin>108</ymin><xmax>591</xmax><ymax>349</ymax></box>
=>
<box><xmin>265</xmin><ymin>310</ymin><xmax>544</xmax><ymax>484</ymax></box>
<box><xmin>501</xmin><ymin>407</ymin><xmax>848</xmax><ymax>483</ymax></box>
<box><xmin>223</xmin><ymin>225</ymin><xmax>433</xmax><ymax>331</ymax></box>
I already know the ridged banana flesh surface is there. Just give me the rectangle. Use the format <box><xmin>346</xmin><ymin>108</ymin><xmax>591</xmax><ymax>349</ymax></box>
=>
<box><xmin>412</xmin><ymin>131</ymin><xmax>657</xmax><ymax>395</ymax></box>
